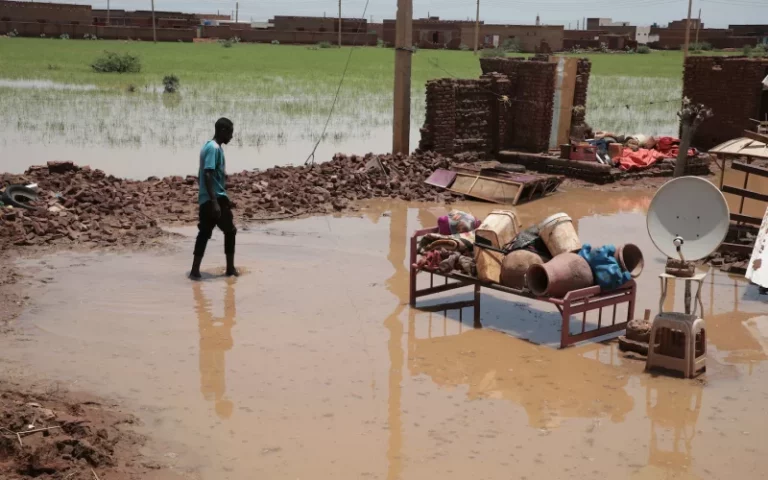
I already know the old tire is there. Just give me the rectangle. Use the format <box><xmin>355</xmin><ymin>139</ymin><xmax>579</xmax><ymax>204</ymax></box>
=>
<box><xmin>1</xmin><ymin>185</ymin><xmax>38</xmax><ymax>209</ymax></box>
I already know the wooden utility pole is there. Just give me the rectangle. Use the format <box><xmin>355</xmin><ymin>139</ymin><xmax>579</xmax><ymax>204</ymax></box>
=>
<box><xmin>338</xmin><ymin>0</ymin><xmax>342</xmax><ymax>47</ymax></box>
<box><xmin>236</xmin><ymin>2</ymin><xmax>239</xmax><ymax>23</ymax></box>
<box><xmin>151</xmin><ymin>0</ymin><xmax>157</xmax><ymax>43</ymax></box>
<box><xmin>695</xmin><ymin>8</ymin><xmax>701</xmax><ymax>47</ymax></box>
<box><xmin>683</xmin><ymin>0</ymin><xmax>693</xmax><ymax>58</ymax></box>
<box><xmin>107</xmin><ymin>0</ymin><xmax>110</xmax><ymax>25</ymax></box>
<box><xmin>392</xmin><ymin>0</ymin><xmax>412</xmax><ymax>154</ymax></box>
<box><xmin>473</xmin><ymin>0</ymin><xmax>480</xmax><ymax>54</ymax></box>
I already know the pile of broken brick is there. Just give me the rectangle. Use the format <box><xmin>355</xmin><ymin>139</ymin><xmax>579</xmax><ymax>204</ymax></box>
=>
<box><xmin>0</xmin><ymin>153</ymin><xmax>458</xmax><ymax>250</ymax></box>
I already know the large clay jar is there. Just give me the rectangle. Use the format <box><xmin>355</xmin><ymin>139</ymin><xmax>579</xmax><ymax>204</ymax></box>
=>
<box><xmin>526</xmin><ymin>253</ymin><xmax>594</xmax><ymax>298</ymax></box>
<box><xmin>614</xmin><ymin>244</ymin><xmax>644</xmax><ymax>278</ymax></box>
<box><xmin>501</xmin><ymin>250</ymin><xmax>546</xmax><ymax>289</ymax></box>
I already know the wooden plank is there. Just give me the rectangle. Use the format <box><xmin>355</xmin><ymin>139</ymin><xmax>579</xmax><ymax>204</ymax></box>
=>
<box><xmin>392</xmin><ymin>0</ymin><xmax>413</xmax><ymax>154</ymax></box>
<box><xmin>556</xmin><ymin>58</ymin><xmax>579</xmax><ymax>147</ymax></box>
<box><xmin>732</xmin><ymin>161</ymin><xmax>768</xmax><ymax>178</ymax></box>
<box><xmin>745</xmin><ymin>207</ymin><xmax>768</xmax><ymax>288</ymax></box>
<box><xmin>449</xmin><ymin>173</ymin><xmax>522</xmax><ymax>205</ymax></box>
<box><xmin>743</xmin><ymin>130</ymin><xmax>768</xmax><ymax>145</ymax></box>
<box><xmin>722</xmin><ymin>185</ymin><xmax>768</xmax><ymax>203</ymax></box>
<box><xmin>719</xmin><ymin>242</ymin><xmax>755</xmax><ymax>254</ymax></box>
<box><xmin>731</xmin><ymin>213</ymin><xmax>764</xmax><ymax>225</ymax></box>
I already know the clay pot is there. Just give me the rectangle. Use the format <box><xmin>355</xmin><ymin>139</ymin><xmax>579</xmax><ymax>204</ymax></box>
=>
<box><xmin>526</xmin><ymin>253</ymin><xmax>594</xmax><ymax>298</ymax></box>
<box><xmin>501</xmin><ymin>250</ymin><xmax>546</xmax><ymax>289</ymax></box>
<box><xmin>614</xmin><ymin>244</ymin><xmax>644</xmax><ymax>278</ymax></box>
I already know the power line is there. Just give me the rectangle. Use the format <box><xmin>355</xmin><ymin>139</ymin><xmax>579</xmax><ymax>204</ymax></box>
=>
<box><xmin>304</xmin><ymin>0</ymin><xmax>372</xmax><ymax>165</ymax></box>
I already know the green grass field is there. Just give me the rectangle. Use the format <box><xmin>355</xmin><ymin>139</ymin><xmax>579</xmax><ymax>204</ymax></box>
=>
<box><xmin>0</xmin><ymin>37</ymin><xmax>715</xmax><ymax>167</ymax></box>
<box><xmin>0</xmin><ymin>37</ymin><xmax>699</xmax><ymax>89</ymax></box>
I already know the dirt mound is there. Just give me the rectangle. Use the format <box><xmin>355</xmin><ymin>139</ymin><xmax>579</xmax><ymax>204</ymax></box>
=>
<box><xmin>0</xmin><ymin>382</ymin><xmax>164</xmax><ymax>479</ymax></box>
<box><xmin>0</xmin><ymin>152</ymin><xmax>457</xmax><ymax>250</ymax></box>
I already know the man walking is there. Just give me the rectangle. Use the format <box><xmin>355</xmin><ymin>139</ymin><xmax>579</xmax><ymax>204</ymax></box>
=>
<box><xmin>190</xmin><ymin>118</ymin><xmax>237</xmax><ymax>279</ymax></box>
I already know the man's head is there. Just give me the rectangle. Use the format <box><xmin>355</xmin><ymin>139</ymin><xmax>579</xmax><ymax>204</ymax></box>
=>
<box><xmin>214</xmin><ymin>117</ymin><xmax>234</xmax><ymax>145</ymax></box>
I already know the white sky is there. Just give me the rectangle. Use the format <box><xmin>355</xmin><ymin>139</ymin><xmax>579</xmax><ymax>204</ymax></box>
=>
<box><xmin>41</xmin><ymin>0</ymin><xmax>767</xmax><ymax>29</ymax></box>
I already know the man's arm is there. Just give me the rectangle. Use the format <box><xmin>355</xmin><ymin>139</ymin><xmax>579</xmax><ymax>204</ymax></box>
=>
<box><xmin>204</xmin><ymin>170</ymin><xmax>221</xmax><ymax>219</ymax></box>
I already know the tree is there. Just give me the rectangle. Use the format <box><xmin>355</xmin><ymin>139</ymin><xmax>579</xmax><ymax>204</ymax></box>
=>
<box><xmin>674</xmin><ymin>97</ymin><xmax>713</xmax><ymax>177</ymax></box>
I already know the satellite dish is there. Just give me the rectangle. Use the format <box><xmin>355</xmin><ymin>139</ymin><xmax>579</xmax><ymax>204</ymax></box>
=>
<box><xmin>647</xmin><ymin>177</ymin><xmax>730</xmax><ymax>261</ymax></box>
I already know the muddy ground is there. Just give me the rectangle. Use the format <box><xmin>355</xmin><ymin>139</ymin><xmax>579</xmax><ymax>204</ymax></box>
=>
<box><xmin>1</xmin><ymin>157</ymin><xmax>767</xmax><ymax>479</ymax></box>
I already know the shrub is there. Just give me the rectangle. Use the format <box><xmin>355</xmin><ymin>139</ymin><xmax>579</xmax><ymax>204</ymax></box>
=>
<box><xmin>480</xmin><ymin>47</ymin><xmax>505</xmax><ymax>58</ymax></box>
<box><xmin>743</xmin><ymin>44</ymin><xmax>753</xmax><ymax>56</ymax></box>
<box><xmin>8</xmin><ymin>29</ymin><xmax>18</xmax><ymax>37</ymax></box>
<box><xmin>91</xmin><ymin>51</ymin><xmax>142</xmax><ymax>73</ymax></box>
<box><xmin>318</xmin><ymin>41</ymin><xmax>332</xmax><ymax>49</ymax></box>
<box><xmin>501</xmin><ymin>37</ymin><xmax>521</xmax><ymax>53</ymax></box>
<box><xmin>599</xmin><ymin>42</ymin><xmax>610</xmax><ymax>53</ymax></box>
<box><xmin>220</xmin><ymin>38</ymin><xmax>234</xmax><ymax>48</ymax></box>
<box><xmin>753</xmin><ymin>44</ymin><xmax>767</xmax><ymax>57</ymax></box>
<box><xmin>59</xmin><ymin>33</ymin><xmax>70</xmax><ymax>40</ymax></box>
<box><xmin>162</xmin><ymin>74</ymin><xmax>180</xmax><ymax>93</ymax></box>
<box><xmin>127</xmin><ymin>84</ymin><xmax>137</xmax><ymax>93</ymax></box>
<box><xmin>637</xmin><ymin>45</ymin><xmax>651</xmax><ymax>54</ymax></box>
<box><xmin>47</xmin><ymin>64</ymin><xmax>60</xmax><ymax>70</ymax></box>
<box><xmin>271</xmin><ymin>39</ymin><xmax>280</xmax><ymax>45</ymax></box>
<box><xmin>698</xmin><ymin>41</ymin><xmax>713</xmax><ymax>51</ymax></box>
<box><xmin>376</xmin><ymin>38</ymin><xmax>385</xmax><ymax>48</ymax></box>
<box><xmin>459</xmin><ymin>43</ymin><xmax>470</xmax><ymax>51</ymax></box>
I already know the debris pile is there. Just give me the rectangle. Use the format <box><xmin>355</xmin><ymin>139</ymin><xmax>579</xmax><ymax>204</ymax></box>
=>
<box><xmin>0</xmin><ymin>383</ymin><xmax>157</xmax><ymax>479</ymax></box>
<box><xmin>0</xmin><ymin>153</ymin><xmax>457</xmax><ymax>249</ymax></box>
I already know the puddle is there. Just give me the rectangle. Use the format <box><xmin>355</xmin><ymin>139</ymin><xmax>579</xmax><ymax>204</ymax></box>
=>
<box><xmin>0</xmin><ymin>78</ymin><xmax>99</xmax><ymax>91</ymax></box>
<box><xmin>2</xmin><ymin>191</ymin><xmax>768</xmax><ymax>479</ymax></box>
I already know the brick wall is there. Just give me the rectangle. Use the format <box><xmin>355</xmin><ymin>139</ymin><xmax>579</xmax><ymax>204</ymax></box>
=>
<box><xmin>683</xmin><ymin>57</ymin><xmax>768</xmax><ymax>149</ymax></box>
<box><xmin>201</xmin><ymin>25</ymin><xmax>377</xmax><ymax>45</ymax></box>
<box><xmin>572</xmin><ymin>58</ymin><xmax>591</xmax><ymax>133</ymax></box>
<box><xmin>0</xmin><ymin>21</ymin><xmax>196</xmax><ymax>41</ymax></box>
<box><xmin>419</xmin><ymin>57</ymin><xmax>576</xmax><ymax>156</ymax></box>
<box><xmin>460</xmin><ymin>25</ymin><xmax>564</xmax><ymax>53</ymax></box>
<box><xmin>0</xmin><ymin>0</ymin><xmax>91</xmax><ymax>24</ymax></box>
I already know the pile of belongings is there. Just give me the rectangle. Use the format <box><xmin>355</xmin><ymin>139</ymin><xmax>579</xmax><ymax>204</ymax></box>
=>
<box><xmin>588</xmin><ymin>132</ymin><xmax>697</xmax><ymax>171</ymax></box>
<box><xmin>415</xmin><ymin>209</ymin><xmax>645</xmax><ymax>299</ymax></box>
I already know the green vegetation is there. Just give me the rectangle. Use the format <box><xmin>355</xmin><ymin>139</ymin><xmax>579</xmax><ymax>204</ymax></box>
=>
<box><xmin>162</xmin><ymin>74</ymin><xmax>180</xmax><ymax>93</ymax></box>
<box><xmin>318</xmin><ymin>41</ymin><xmax>333</xmax><ymax>49</ymax></box>
<box><xmin>90</xmin><ymin>51</ymin><xmax>142</xmax><ymax>73</ymax></box>
<box><xmin>636</xmin><ymin>45</ymin><xmax>651</xmax><ymax>54</ymax></box>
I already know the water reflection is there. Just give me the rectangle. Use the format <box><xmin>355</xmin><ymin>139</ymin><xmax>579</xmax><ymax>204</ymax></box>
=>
<box><xmin>193</xmin><ymin>279</ymin><xmax>237</xmax><ymax>419</ymax></box>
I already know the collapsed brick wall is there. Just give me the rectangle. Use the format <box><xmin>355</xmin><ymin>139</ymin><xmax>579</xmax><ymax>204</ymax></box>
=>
<box><xmin>571</xmin><ymin>58</ymin><xmax>591</xmax><ymax>137</ymax></box>
<box><xmin>683</xmin><ymin>57</ymin><xmax>768</xmax><ymax>150</ymax></box>
<box><xmin>419</xmin><ymin>80</ymin><xmax>456</xmax><ymax>156</ymax></box>
<box><xmin>507</xmin><ymin>61</ymin><xmax>556</xmax><ymax>152</ymax></box>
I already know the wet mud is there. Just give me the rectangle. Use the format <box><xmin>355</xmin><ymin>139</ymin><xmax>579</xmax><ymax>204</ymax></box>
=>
<box><xmin>1</xmin><ymin>189</ymin><xmax>768</xmax><ymax>480</ymax></box>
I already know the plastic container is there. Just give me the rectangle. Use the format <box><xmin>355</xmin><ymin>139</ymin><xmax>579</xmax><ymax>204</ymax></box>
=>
<box><xmin>475</xmin><ymin>210</ymin><xmax>521</xmax><ymax>284</ymax></box>
<box><xmin>526</xmin><ymin>253</ymin><xmax>594</xmax><ymax>298</ymax></box>
<box><xmin>475</xmin><ymin>210</ymin><xmax>520</xmax><ymax>249</ymax></box>
<box><xmin>538</xmin><ymin>213</ymin><xmax>581</xmax><ymax>256</ymax></box>
<box><xmin>501</xmin><ymin>250</ymin><xmax>546</xmax><ymax>289</ymax></box>
<box><xmin>614</xmin><ymin>243</ymin><xmax>644</xmax><ymax>278</ymax></box>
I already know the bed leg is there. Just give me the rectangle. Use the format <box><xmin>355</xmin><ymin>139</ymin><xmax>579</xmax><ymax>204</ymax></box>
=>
<box><xmin>473</xmin><ymin>285</ymin><xmax>482</xmax><ymax>328</ymax></box>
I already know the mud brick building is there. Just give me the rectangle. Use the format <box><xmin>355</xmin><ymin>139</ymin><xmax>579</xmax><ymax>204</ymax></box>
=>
<box><xmin>0</xmin><ymin>0</ymin><xmax>91</xmax><ymax>24</ymax></box>
<box><xmin>382</xmin><ymin>17</ymin><xmax>476</xmax><ymax>49</ymax></box>
<box><xmin>419</xmin><ymin>57</ymin><xmax>591</xmax><ymax>156</ymax></box>
<box><xmin>683</xmin><ymin>57</ymin><xmax>768</xmax><ymax>150</ymax></box>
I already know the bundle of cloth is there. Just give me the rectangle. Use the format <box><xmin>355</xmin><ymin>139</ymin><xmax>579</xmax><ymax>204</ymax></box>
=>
<box><xmin>589</xmin><ymin>133</ymin><xmax>698</xmax><ymax>171</ymax></box>
<box><xmin>578</xmin><ymin>244</ymin><xmax>632</xmax><ymax>291</ymax></box>
<box><xmin>414</xmin><ymin>210</ymin><xmax>479</xmax><ymax>276</ymax></box>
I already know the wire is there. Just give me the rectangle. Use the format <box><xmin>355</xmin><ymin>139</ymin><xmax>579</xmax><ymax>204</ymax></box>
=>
<box><xmin>304</xmin><ymin>0</ymin><xmax>372</xmax><ymax>165</ymax></box>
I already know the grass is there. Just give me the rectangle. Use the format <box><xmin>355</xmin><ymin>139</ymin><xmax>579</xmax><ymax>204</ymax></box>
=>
<box><xmin>0</xmin><ymin>37</ymin><xmax>718</xmax><ymax>159</ymax></box>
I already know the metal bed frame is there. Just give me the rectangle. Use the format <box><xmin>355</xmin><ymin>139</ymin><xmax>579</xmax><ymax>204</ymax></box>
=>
<box><xmin>409</xmin><ymin>227</ymin><xmax>637</xmax><ymax>348</ymax></box>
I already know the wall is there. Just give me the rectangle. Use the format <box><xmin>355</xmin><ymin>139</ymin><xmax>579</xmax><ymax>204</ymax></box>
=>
<box><xmin>460</xmin><ymin>24</ymin><xmax>564</xmax><ymax>52</ymax></box>
<box><xmin>683</xmin><ymin>57</ymin><xmax>768</xmax><ymax>149</ymax></box>
<box><xmin>0</xmin><ymin>20</ymin><xmax>196</xmax><ymax>41</ymax></box>
<box><xmin>0</xmin><ymin>0</ymin><xmax>91</xmax><ymax>24</ymax></box>
<box><xmin>635</xmin><ymin>26</ymin><xmax>651</xmax><ymax>44</ymax></box>
<box><xmin>201</xmin><ymin>24</ymin><xmax>377</xmax><ymax>45</ymax></box>
<box><xmin>271</xmin><ymin>16</ymin><xmax>367</xmax><ymax>33</ymax></box>
<box><xmin>564</xmin><ymin>30</ymin><xmax>601</xmax><ymax>41</ymax></box>
<box><xmin>419</xmin><ymin>57</ymin><xmax>583</xmax><ymax>155</ymax></box>
<box><xmin>382</xmin><ymin>18</ymin><xmax>473</xmax><ymax>48</ymax></box>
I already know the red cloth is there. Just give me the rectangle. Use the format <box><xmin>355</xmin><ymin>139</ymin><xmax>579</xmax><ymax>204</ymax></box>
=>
<box><xmin>617</xmin><ymin>147</ymin><xmax>665</xmax><ymax>171</ymax></box>
<box><xmin>655</xmin><ymin>136</ymin><xmax>696</xmax><ymax>158</ymax></box>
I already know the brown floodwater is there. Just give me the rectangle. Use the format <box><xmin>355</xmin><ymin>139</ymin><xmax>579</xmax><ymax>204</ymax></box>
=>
<box><xmin>2</xmin><ymin>189</ymin><xmax>768</xmax><ymax>480</ymax></box>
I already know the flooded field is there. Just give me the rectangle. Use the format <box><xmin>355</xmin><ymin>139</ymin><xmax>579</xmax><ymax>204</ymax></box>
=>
<box><xmin>0</xmin><ymin>58</ymin><xmax>681</xmax><ymax>178</ymax></box>
<box><xmin>2</xmin><ymin>190</ymin><xmax>767</xmax><ymax>479</ymax></box>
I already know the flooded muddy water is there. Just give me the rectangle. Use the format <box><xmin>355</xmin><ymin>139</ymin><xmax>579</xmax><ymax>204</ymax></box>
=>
<box><xmin>2</xmin><ymin>189</ymin><xmax>768</xmax><ymax>479</ymax></box>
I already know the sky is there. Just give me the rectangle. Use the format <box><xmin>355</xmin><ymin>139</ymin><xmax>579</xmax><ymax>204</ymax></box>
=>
<box><xmin>42</xmin><ymin>0</ymin><xmax>766</xmax><ymax>29</ymax></box>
